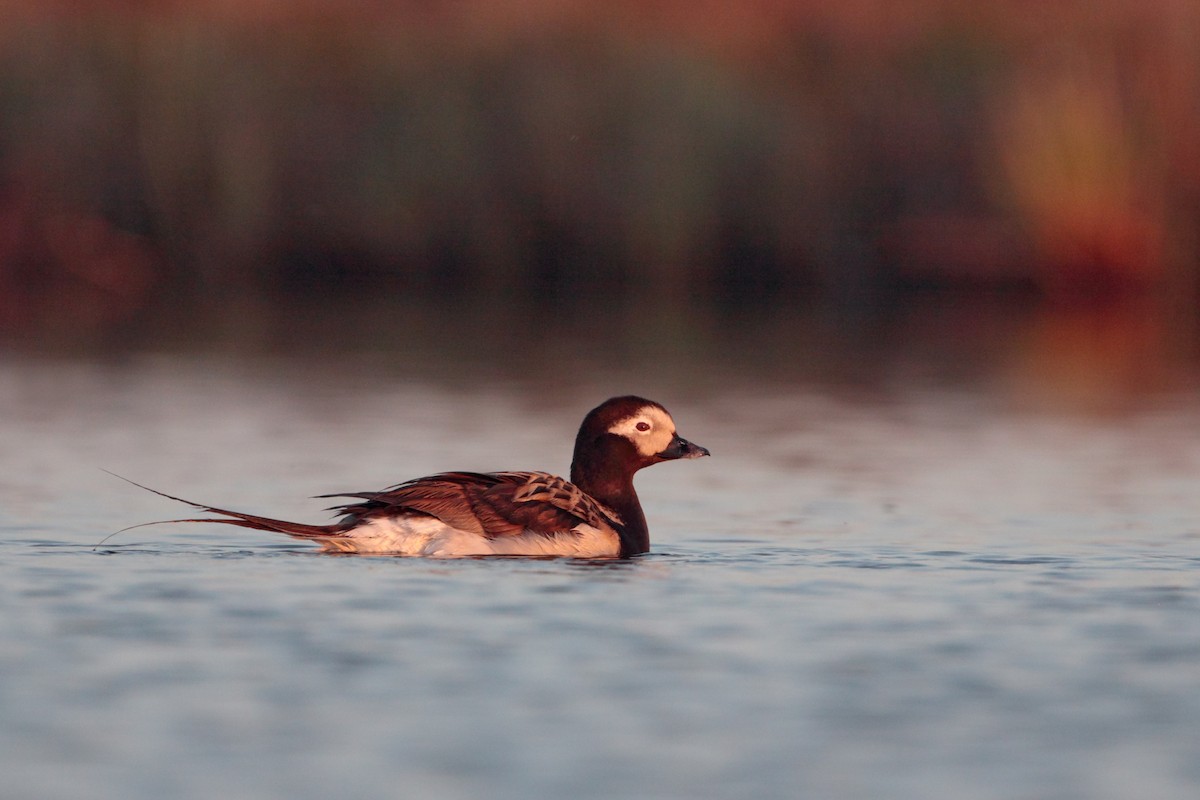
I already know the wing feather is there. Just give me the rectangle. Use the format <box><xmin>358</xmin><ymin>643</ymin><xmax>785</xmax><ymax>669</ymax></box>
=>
<box><xmin>321</xmin><ymin>471</ymin><xmax>621</xmax><ymax>539</ymax></box>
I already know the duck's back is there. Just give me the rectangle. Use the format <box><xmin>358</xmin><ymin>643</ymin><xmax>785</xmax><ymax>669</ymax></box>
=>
<box><xmin>316</xmin><ymin>471</ymin><xmax>624</xmax><ymax>556</ymax></box>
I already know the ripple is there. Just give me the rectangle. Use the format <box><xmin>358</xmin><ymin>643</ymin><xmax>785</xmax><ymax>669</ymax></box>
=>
<box><xmin>5</xmin><ymin>371</ymin><xmax>1200</xmax><ymax>800</ymax></box>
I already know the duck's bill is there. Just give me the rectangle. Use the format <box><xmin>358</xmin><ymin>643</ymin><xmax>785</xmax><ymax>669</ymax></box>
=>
<box><xmin>658</xmin><ymin>434</ymin><xmax>711</xmax><ymax>460</ymax></box>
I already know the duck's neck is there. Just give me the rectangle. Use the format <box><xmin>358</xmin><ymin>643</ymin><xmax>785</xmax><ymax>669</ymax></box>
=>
<box><xmin>571</xmin><ymin>461</ymin><xmax>649</xmax><ymax>557</ymax></box>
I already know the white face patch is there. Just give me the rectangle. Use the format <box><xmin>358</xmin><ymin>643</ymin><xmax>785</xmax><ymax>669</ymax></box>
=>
<box><xmin>607</xmin><ymin>405</ymin><xmax>677</xmax><ymax>457</ymax></box>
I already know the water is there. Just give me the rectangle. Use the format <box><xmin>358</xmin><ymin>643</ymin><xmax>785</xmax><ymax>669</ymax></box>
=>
<box><xmin>4</xmin><ymin>312</ymin><xmax>1200</xmax><ymax>800</ymax></box>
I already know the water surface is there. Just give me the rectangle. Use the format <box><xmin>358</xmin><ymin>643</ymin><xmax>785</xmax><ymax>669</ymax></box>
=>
<box><xmin>3</xmin><ymin>325</ymin><xmax>1200</xmax><ymax>800</ymax></box>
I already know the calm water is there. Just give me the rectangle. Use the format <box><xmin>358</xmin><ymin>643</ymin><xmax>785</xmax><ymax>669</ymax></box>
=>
<box><xmin>4</xmin><ymin>317</ymin><xmax>1200</xmax><ymax>800</ymax></box>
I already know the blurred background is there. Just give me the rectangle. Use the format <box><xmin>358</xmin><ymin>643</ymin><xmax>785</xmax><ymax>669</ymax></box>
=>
<box><xmin>7</xmin><ymin>8</ymin><xmax>1200</xmax><ymax>800</ymax></box>
<box><xmin>1</xmin><ymin>0</ymin><xmax>1199</xmax><ymax>398</ymax></box>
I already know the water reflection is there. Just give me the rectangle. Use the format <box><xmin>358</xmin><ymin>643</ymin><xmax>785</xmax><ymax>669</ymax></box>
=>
<box><xmin>7</xmin><ymin>291</ymin><xmax>1198</xmax><ymax>411</ymax></box>
<box><xmin>3</xmin><ymin>293</ymin><xmax>1200</xmax><ymax>800</ymax></box>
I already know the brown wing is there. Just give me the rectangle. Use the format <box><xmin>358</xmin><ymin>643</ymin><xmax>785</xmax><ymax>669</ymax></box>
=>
<box><xmin>320</xmin><ymin>471</ymin><xmax>621</xmax><ymax>539</ymax></box>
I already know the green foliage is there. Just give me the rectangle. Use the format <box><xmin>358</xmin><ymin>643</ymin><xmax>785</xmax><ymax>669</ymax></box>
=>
<box><xmin>0</xmin><ymin>3</ymin><xmax>1195</xmax><ymax>308</ymax></box>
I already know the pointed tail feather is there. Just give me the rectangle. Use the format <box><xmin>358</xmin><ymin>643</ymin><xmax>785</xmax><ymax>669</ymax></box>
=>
<box><xmin>102</xmin><ymin>470</ymin><xmax>340</xmax><ymax>545</ymax></box>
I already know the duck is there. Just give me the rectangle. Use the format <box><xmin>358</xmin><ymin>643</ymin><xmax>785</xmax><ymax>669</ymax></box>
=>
<box><xmin>115</xmin><ymin>396</ymin><xmax>709</xmax><ymax>557</ymax></box>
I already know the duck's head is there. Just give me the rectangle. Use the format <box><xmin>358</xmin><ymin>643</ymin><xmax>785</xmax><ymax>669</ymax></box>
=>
<box><xmin>571</xmin><ymin>396</ymin><xmax>709</xmax><ymax>485</ymax></box>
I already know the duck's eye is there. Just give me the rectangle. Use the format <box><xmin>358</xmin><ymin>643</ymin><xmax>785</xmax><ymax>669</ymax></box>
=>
<box><xmin>636</xmin><ymin>421</ymin><xmax>651</xmax><ymax>432</ymax></box>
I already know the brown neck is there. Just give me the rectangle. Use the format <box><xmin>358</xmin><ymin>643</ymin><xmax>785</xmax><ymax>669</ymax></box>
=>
<box><xmin>571</xmin><ymin>443</ymin><xmax>650</xmax><ymax>556</ymax></box>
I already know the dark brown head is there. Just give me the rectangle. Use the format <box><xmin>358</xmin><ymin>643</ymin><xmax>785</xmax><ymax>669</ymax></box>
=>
<box><xmin>570</xmin><ymin>396</ymin><xmax>709</xmax><ymax>491</ymax></box>
<box><xmin>569</xmin><ymin>396</ymin><xmax>708</xmax><ymax>556</ymax></box>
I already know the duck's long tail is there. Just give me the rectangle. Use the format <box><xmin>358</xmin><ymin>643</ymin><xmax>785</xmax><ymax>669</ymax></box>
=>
<box><xmin>100</xmin><ymin>470</ymin><xmax>339</xmax><ymax>548</ymax></box>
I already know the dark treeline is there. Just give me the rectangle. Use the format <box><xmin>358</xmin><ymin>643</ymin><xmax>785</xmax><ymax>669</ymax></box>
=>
<box><xmin>1</xmin><ymin>1</ymin><xmax>1198</xmax><ymax>334</ymax></box>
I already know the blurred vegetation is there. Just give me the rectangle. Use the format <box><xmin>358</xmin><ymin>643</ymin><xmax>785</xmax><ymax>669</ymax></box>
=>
<box><xmin>0</xmin><ymin>1</ymin><xmax>1198</xmax><ymax>335</ymax></box>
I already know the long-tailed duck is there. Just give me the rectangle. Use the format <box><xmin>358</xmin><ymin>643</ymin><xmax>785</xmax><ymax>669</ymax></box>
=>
<box><xmin>114</xmin><ymin>396</ymin><xmax>709</xmax><ymax>557</ymax></box>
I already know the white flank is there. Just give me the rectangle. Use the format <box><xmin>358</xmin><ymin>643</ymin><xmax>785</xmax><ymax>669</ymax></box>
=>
<box><xmin>318</xmin><ymin>515</ymin><xmax>620</xmax><ymax>558</ymax></box>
